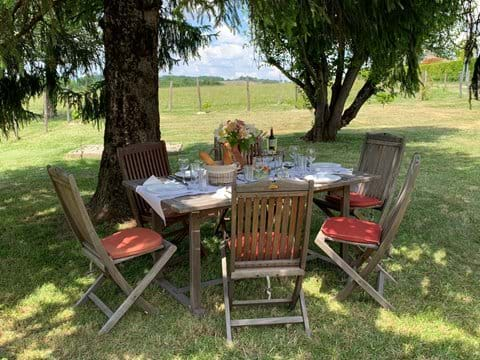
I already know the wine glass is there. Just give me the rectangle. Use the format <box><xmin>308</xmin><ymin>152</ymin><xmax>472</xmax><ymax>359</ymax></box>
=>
<box><xmin>306</xmin><ymin>147</ymin><xmax>316</xmax><ymax>169</ymax></box>
<box><xmin>288</xmin><ymin>145</ymin><xmax>299</xmax><ymax>163</ymax></box>
<box><xmin>178</xmin><ymin>157</ymin><xmax>189</xmax><ymax>183</ymax></box>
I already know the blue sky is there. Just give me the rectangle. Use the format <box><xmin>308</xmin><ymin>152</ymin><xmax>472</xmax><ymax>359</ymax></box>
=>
<box><xmin>160</xmin><ymin>24</ymin><xmax>285</xmax><ymax>80</ymax></box>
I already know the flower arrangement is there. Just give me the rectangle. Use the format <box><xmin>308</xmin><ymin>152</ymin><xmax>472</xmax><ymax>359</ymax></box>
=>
<box><xmin>215</xmin><ymin>119</ymin><xmax>263</xmax><ymax>152</ymax></box>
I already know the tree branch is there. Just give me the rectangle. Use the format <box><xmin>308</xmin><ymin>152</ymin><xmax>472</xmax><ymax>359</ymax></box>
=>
<box><xmin>340</xmin><ymin>80</ymin><xmax>377</xmax><ymax>128</ymax></box>
<box><xmin>330</xmin><ymin>40</ymin><xmax>345</xmax><ymax>112</ymax></box>
<box><xmin>266</xmin><ymin>57</ymin><xmax>305</xmax><ymax>89</ymax></box>
<box><xmin>14</xmin><ymin>0</ymin><xmax>64</xmax><ymax>39</ymax></box>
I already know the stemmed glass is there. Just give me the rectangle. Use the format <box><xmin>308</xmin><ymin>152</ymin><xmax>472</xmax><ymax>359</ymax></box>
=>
<box><xmin>178</xmin><ymin>157</ymin><xmax>189</xmax><ymax>184</ymax></box>
<box><xmin>288</xmin><ymin>145</ymin><xmax>299</xmax><ymax>164</ymax></box>
<box><xmin>306</xmin><ymin>147</ymin><xmax>316</xmax><ymax>170</ymax></box>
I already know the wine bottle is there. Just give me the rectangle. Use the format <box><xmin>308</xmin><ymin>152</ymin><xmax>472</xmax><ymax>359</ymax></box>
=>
<box><xmin>268</xmin><ymin>127</ymin><xmax>277</xmax><ymax>153</ymax></box>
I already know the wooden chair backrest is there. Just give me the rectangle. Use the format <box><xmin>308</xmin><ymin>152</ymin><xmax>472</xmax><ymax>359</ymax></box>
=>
<box><xmin>47</xmin><ymin>166</ymin><xmax>110</xmax><ymax>260</ymax></box>
<box><xmin>357</xmin><ymin>133</ymin><xmax>405</xmax><ymax>202</ymax></box>
<box><xmin>117</xmin><ymin>141</ymin><xmax>171</xmax><ymax>219</ymax></box>
<box><xmin>379</xmin><ymin>154</ymin><xmax>421</xmax><ymax>247</ymax></box>
<box><xmin>117</xmin><ymin>141</ymin><xmax>171</xmax><ymax>180</ymax></box>
<box><xmin>213</xmin><ymin>137</ymin><xmax>263</xmax><ymax>165</ymax></box>
<box><xmin>230</xmin><ymin>179</ymin><xmax>315</xmax><ymax>270</ymax></box>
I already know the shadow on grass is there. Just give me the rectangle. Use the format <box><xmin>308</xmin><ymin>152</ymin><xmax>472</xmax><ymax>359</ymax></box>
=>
<box><xmin>1</xmin><ymin>125</ymin><xmax>480</xmax><ymax>358</ymax></box>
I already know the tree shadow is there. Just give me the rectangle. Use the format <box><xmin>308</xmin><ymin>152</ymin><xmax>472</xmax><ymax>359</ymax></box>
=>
<box><xmin>1</xmin><ymin>125</ymin><xmax>480</xmax><ymax>358</ymax></box>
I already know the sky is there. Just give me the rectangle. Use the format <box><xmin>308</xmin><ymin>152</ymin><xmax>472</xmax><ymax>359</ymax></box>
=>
<box><xmin>160</xmin><ymin>24</ymin><xmax>286</xmax><ymax>81</ymax></box>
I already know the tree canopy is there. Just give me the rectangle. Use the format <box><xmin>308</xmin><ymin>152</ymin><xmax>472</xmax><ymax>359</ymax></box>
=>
<box><xmin>249</xmin><ymin>0</ymin><xmax>462</xmax><ymax>141</ymax></box>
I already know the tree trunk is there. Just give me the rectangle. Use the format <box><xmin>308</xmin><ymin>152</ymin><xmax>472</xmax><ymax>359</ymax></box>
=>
<box><xmin>303</xmin><ymin>80</ymin><xmax>376</xmax><ymax>142</ymax></box>
<box><xmin>89</xmin><ymin>0</ymin><xmax>161</xmax><ymax>221</ymax></box>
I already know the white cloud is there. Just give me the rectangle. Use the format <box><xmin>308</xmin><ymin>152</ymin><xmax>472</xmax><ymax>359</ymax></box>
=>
<box><xmin>161</xmin><ymin>26</ymin><xmax>287</xmax><ymax>80</ymax></box>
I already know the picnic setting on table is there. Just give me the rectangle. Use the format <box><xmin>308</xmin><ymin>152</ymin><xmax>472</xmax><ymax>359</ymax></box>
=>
<box><xmin>47</xmin><ymin>119</ymin><xmax>420</xmax><ymax>341</ymax></box>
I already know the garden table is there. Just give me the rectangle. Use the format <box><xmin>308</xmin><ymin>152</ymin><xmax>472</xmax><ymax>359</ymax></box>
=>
<box><xmin>123</xmin><ymin>172</ymin><xmax>379</xmax><ymax>315</ymax></box>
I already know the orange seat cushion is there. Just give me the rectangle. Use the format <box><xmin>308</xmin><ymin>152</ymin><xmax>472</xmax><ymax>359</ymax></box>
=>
<box><xmin>321</xmin><ymin>217</ymin><xmax>381</xmax><ymax>245</ymax></box>
<box><xmin>102</xmin><ymin>228</ymin><xmax>164</xmax><ymax>259</ymax></box>
<box><xmin>325</xmin><ymin>192</ymin><xmax>383</xmax><ymax>208</ymax></box>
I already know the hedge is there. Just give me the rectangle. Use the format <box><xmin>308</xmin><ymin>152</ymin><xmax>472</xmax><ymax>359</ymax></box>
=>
<box><xmin>419</xmin><ymin>60</ymin><xmax>475</xmax><ymax>82</ymax></box>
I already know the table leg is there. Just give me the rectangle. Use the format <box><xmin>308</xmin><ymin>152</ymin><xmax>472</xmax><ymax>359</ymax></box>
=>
<box><xmin>340</xmin><ymin>186</ymin><xmax>350</xmax><ymax>261</ymax></box>
<box><xmin>189</xmin><ymin>211</ymin><xmax>205</xmax><ymax>315</ymax></box>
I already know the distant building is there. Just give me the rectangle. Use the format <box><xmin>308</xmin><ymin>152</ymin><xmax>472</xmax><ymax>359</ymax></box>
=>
<box><xmin>421</xmin><ymin>54</ymin><xmax>447</xmax><ymax>65</ymax></box>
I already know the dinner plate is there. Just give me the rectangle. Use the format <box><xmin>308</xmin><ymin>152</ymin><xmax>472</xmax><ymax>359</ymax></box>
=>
<box><xmin>175</xmin><ymin>170</ymin><xmax>195</xmax><ymax>179</ymax></box>
<box><xmin>311</xmin><ymin>162</ymin><xmax>342</xmax><ymax>169</ymax></box>
<box><xmin>304</xmin><ymin>174</ymin><xmax>341</xmax><ymax>184</ymax></box>
<box><xmin>145</xmin><ymin>183</ymin><xmax>185</xmax><ymax>194</ymax></box>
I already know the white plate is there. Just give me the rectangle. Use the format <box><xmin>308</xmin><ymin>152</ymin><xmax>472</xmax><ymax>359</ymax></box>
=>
<box><xmin>311</xmin><ymin>162</ymin><xmax>342</xmax><ymax>169</ymax></box>
<box><xmin>175</xmin><ymin>170</ymin><xmax>195</xmax><ymax>179</ymax></box>
<box><xmin>145</xmin><ymin>183</ymin><xmax>185</xmax><ymax>194</ymax></box>
<box><xmin>304</xmin><ymin>174</ymin><xmax>341</xmax><ymax>184</ymax></box>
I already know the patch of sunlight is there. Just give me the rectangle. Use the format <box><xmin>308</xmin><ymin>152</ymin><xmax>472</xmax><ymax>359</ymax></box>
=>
<box><xmin>50</xmin><ymin>308</ymin><xmax>75</xmax><ymax>324</ymax></box>
<box><xmin>375</xmin><ymin>311</ymin><xmax>480</xmax><ymax>349</ymax></box>
<box><xmin>421</xmin><ymin>277</ymin><xmax>430</xmax><ymax>296</ymax></box>
<box><xmin>397</xmin><ymin>244</ymin><xmax>424</xmax><ymax>262</ymax></box>
<box><xmin>433</xmin><ymin>249</ymin><xmax>447</xmax><ymax>266</ymax></box>
<box><xmin>19</xmin><ymin>344</ymin><xmax>53</xmax><ymax>360</ymax></box>
<box><xmin>12</xmin><ymin>283</ymin><xmax>70</xmax><ymax>321</ymax></box>
<box><xmin>453</xmin><ymin>292</ymin><xmax>473</xmax><ymax>304</ymax></box>
<box><xmin>34</xmin><ymin>207</ymin><xmax>57</xmax><ymax>217</ymax></box>
<box><xmin>388</xmin><ymin>263</ymin><xmax>403</xmax><ymax>272</ymax></box>
<box><xmin>20</xmin><ymin>194</ymin><xmax>33</xmax><ymax>202</ymax></box>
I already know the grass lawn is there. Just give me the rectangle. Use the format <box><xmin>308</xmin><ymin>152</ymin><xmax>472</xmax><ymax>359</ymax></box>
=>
<box><xmin>1</xmin><ymin>82</ymin><xmax>480</xmax><ymax>359</ymax></box>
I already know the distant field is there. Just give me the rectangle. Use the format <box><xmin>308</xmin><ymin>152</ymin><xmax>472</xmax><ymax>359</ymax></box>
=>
<box><xmin>1</xmin><ymin>82</ymin><xmax>480</xmax><ymax>359</ymax></box>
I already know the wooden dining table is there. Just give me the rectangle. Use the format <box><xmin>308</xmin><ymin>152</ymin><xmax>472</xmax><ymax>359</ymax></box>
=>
<box><xmin>123</xmin><ymin>171</ymin><xmax>379</xmax><ymax>315</ymax></box>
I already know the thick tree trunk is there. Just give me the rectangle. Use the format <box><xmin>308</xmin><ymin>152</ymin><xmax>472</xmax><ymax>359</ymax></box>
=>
<box><xmin>303</xmin><ymin>80</ymin><xmax>376</xmax><ymax>142</ymax></box>
<box><xmin>89</xmin><ymin>0</ymin><xmax>160</xmax><ymax>221</ymax></box>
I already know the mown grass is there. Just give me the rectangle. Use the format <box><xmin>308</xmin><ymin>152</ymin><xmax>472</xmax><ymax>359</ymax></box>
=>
<box><xmin>1</xmin><ymin>82</ymin><xmax>480</xmax><ymax>359</ymax></box>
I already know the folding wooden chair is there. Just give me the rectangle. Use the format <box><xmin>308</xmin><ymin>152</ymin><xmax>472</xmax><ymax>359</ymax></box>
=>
<box><xmin>47</xmin><ymin>165</ymin><xmax>176</xmax><ymax>334</ymax></box>
<box><xmin>117</xmin><ymin>141</ymin><xmax>188</xmax><ymax>241</ymax></box>
<box><xmin>314</xmin><ymin>154</ymin><xmax>420</xmax><ymax>309</ymax></box>
<box><xmin>221</xmin><ymin>179</ymin><xmax>315</xmax><ymax>342</ymax></box>
<box><xmin>315</xmin><ymin>133</ymin><xmax>405</xmax><ymax>218</ymax></box>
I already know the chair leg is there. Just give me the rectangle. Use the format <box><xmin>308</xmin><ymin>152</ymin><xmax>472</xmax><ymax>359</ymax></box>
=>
<box><xmin>299</xmin><ymin>290</ymin><xmax>311</xmax><ymax>337</ymax></box>
<box><xmin>99</xmin><ymin>243</ymin><xmax>177</xmax><ymax>334</ymax></box>
<box><xmin>315</xmin><ymin>234</ymin><xmax>393</xmax><ymax>310</ymax></box>
<box><xmin>337</xmin><ymin>241</ymin><xmax>393</xmax><ymax>304</ymax></box>
<box><xmin>312</xmin><ymin>198</ymin><xmax>336</xmax><ymax>217</ymax></box>
<box><xmin>377</xmin><ymin>270</ymin><xmax>385</xmax><ymax>295</ymax></box>
<box><xmin>221</xmin><ymin>245</ymin><xmax>233</xmax><ymax>343</ymax></box>
<box><xmin>290</xmin><ymin>276</ymin><xmax>303</xmax><ymax>310</ymax></box>
<box><xmin>75</xmin><ymin>273</ymin><xmax>106</xmax><ymax>307</ymax></box>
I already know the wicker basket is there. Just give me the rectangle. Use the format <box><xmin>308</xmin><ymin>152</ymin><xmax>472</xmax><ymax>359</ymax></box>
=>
<box><xmin>205</xmin><ymin>161</ymin><xmax>237</xmax><ymax>185</ymax></box>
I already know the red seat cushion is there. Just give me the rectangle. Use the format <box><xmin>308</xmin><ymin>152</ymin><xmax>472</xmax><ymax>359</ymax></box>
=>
<box><xmin>325</xmin><ymin>192</ymin><xmax>383</xmax><ymax>208</ymax></box>
<box><xmin>102</xmin><ymin>228</ymin><xmax>164</xmax><ymax>259</ymax></box>
<box><xmin>321</xmin><ymin>217</ymin><xmax>381</xmax><ymax>245</ymax></box>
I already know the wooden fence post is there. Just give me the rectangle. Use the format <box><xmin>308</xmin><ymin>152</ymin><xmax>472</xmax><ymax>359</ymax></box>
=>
<box><xmin>459</xmin><ymin>71</ymin><xmax>463</xmax><ymax>98</ymax></box>
<box><xmin>43</xmin><ymin>91</ymin><xmax>49</xmax><ymax>133</ymax></box>
<box><xmin>13</xmin><ymin>114</ymin><xmax>20</xmax><ymax>140</ymax></box>
<box><xmin>196</xmin><ymin>77</ymin><xmax>202</xmax><ymax>112</ymax></box>
<box><xmin>66</xmin><ymin>97</ymin><xmax>71</xmax><ymax>122</ymax></box>
<box><xmin>443</xmin><ymin>72</ymin><xmax>447</xmax><ymax>91</ymax></box>
<box><xmin>294</xmin><ymin>86</ymin><xmax>298</xmax><ymax>107</ymax></box>
<box><xmin>246</xmin><ymin>79</ymin><xmax>251</xmax><ymax>111</ymax></box>
<box><xmin>168</xmin><ymin>80</ymin><xmax>173</xmax><ymax>111</ymax></box>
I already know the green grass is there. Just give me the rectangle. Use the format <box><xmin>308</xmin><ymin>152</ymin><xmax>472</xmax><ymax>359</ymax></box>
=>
<box><xmin>1</xmin><ymin>82</ymin><xmax>480</xmax><ymax>359</ymax></box>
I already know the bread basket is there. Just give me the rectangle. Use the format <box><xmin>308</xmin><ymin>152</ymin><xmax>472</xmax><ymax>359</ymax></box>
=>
<box><xmin>204</xmin><ymin>161</ymin><xmax>237</xmax><ymax>185</ymax></box>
